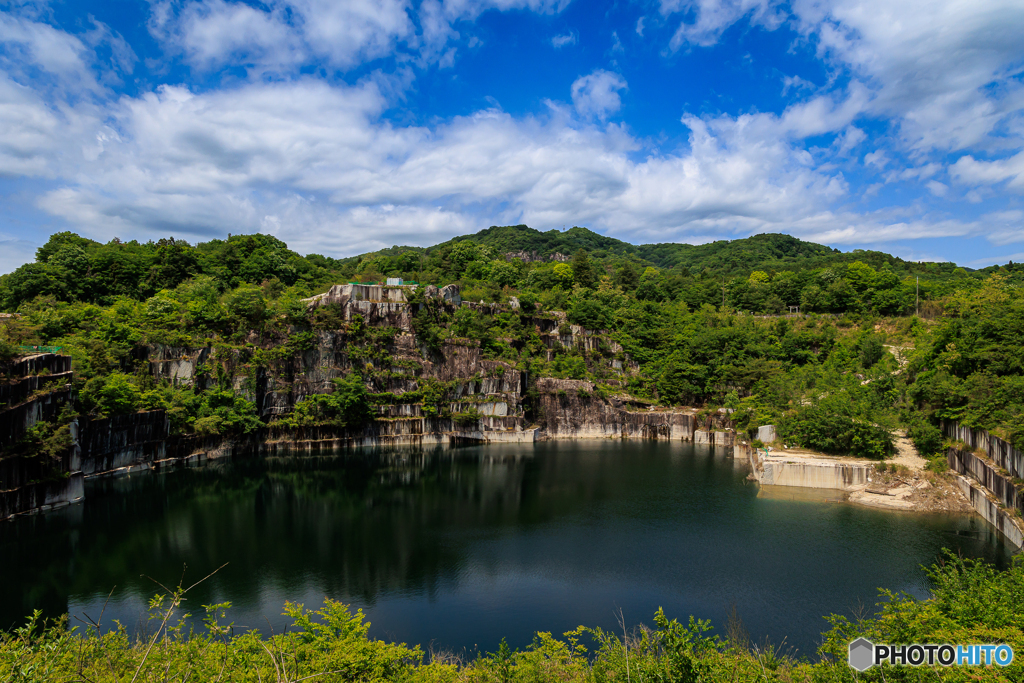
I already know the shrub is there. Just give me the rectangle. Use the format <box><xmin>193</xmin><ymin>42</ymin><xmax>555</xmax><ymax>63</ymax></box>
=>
<box><xmin>781</xmin><ymin>405</ymin><xmax>894</xmax><ymax>459</ymax></box>
<box><xmin>908</xmin><ymin>420</ymin><xmax>944</xmax><ymax>457</ymax></box>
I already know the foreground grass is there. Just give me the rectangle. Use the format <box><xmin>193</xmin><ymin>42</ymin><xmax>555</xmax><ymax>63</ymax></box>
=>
<box><xmin>3</xmin><ymin>553</ymin><xmax>1021</xmax><ymax>683</ymax></box>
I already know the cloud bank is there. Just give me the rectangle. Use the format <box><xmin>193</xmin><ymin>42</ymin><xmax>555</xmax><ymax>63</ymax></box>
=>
<box><xmin>0</xmin><ymin>0</ymin><xmax>1021</xmax><ymax>268</ymax></box>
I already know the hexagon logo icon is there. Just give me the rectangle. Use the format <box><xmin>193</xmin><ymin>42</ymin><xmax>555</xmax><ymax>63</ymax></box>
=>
<box><xmin>848</xmin><ymin>638</ymin><xmax>875</xmax><ymax>671</ymax></box>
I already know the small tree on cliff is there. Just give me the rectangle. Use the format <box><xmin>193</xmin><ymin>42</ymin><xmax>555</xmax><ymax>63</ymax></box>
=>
<box><xmin>282</xmin><ymin>374</ymin><xmax>373</xmax><ymax>430</ymax></box>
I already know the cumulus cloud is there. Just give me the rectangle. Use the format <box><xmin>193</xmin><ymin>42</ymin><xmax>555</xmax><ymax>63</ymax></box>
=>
<box><xmin>951</xmin><ymin>151</ymin><xmax>1024</xmax><ymax>192</ymax></box>
<box><xmin>0</xmin><ymin>12</ymin><xmax>107</xmax><ymax>92</ymax></box>
<box><xmin>150</xmin><ymin>0</ymin><xmax>412</xmax><ymax>72</ymax></box>
<box><xmin>0</xmin><ymin>2</ymin><xmax>1021</xmax><ymax>271</ymax></box>
<box><xmin>0</xmin><ymin>73</ymin><xmax>67</xmax><ymax>177</ymax></box>
<box><xmin>659</xmin><ymin>0</ymin><xmax>1024</xmax><ymax>199</ymax></box>
<box><xmin>792</xmin><ymin>0</ymin><xmax>1024</xmax><ymax>154</ymax></box>
<box><xmin>571</xmin><ymin>70</ymin><xmax>627</xmax><ymax>121</ymax></box>
<box><xmin>12</xmin><ymin>72</ymin><xmax>877</xmax><ymax>254</ymax></box>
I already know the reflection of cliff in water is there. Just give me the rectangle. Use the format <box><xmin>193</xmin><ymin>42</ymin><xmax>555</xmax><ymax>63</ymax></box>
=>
<box><xmin>1</xmin><ymin>441</ymin><xmax>716</xmax><ymax>627</ymax></box>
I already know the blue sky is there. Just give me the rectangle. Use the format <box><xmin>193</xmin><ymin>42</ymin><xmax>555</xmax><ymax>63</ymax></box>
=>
<box><xmin>0</xmin><ymin>0</ymin><xmax>1022</xmax><ymax>272</ymax></box>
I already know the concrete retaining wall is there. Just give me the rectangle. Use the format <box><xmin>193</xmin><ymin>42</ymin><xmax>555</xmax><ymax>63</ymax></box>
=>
<box><xmin>760</xmin><ymin>458</ymin><xmax>872</xmax><ymax>490</ymax></box>
<box><xmin>947</xmin><ymin>447</ymin><xmax>1022</xmax><ymax>513</ymax></box>
<box><xmin>942</xmin><ymin>420</ymin><xmax>1024</xmax><ymax>480</ymax></box>
<box><xmin>953</xmin><ymin>474</ymin><xmax>1024</xmax><ymax>549</ymax></box>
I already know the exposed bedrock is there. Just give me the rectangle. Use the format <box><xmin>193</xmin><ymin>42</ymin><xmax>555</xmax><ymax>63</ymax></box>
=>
<box><xmin>2</xmin><ymin>295</ymin><xmax>732</xmax><ymax>517</ymax></box>
<box><xmin>535</xmin><ymin>378</ymin><xmax>734</xmax><ymax>443</ymax></box>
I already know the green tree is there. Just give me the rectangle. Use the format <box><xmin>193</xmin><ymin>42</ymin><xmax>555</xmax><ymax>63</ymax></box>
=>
<box><xmin>225</xmin><ymin>283</ymin><xmax>268</xmax><ymax>331</ymax></box>
<box><xmin>489</xmin><ymin>260</ymin><xmax>518</xmax><ymax>287</ymax></box>
<box><xmin>615</xmin><ymin>262</ymin><xmax>639</xmax><ymax>290</ymax></box>
<box><xmin>571</xmin><ymin>250</ymin><xmax>596</xmax><ymax>289</ymax></box>
<box><xmin>636</xmin><ymin>267</ymin><xmax>666</xmax><ymax>302</ymax></box>
<box><xmin>553</xmin><ymin>263</ymin><xmax>574</xmax><ymax>289</ymax></box>
<box><xmin>284</xmin><ymin>374</ymin><xmax>373</xmax><ymax>429</ymax></box>
<box><xmin>79</xmin><ymin>372</ymin><xmax>141</xmax><ymax>417</ymax></box>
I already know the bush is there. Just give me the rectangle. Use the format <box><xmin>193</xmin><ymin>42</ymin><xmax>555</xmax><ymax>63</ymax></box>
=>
<box><xmin>908</xmin><ymin>420</ymin><xmax>944</xmax><ymax>457</ymax></box>
<box><xmin>567</xmin><ymin>299</ymin><xmax>611</xmax><ymax>330</ymax></box>
<box><xmin>283</xmin><ymin>374</ymin><xmax>373</xmax><ymax>429</ymax></box>
<box><xmin>79</xmin><ymin>372</ymin><xmax>141</xmax><ymax>417</ymax></box>
<box><xmin>781</xmin><ymin>405</ymin><xmax>894</xmax><ymax>459</ymax></box>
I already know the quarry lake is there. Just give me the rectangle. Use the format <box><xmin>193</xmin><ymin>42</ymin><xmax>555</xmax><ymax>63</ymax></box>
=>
<box><xmin>0</xmin><ymin>441</ymin><xmax>1013</xmax><ymax>656</ymax></box>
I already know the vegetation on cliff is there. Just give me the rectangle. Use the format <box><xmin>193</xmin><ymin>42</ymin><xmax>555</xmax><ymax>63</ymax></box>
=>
<box><xmin>1</xmin><ymin>226</ymin><xmax>1023</xmax><ymax>459</ymax></box>
<box><xmin>3</xmin><ymin>553</ymin><xmax>1020</xmax><ymax>682</ymax></box>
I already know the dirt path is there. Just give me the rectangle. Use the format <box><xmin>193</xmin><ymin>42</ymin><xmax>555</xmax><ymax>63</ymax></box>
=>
<box><xmin>846</xmin><ymin>432</ymin><xmax>975</xmax><ymax>513</ymax></box>
<box><xmin>890</xmin><ymin>431</ymin><xmax>928</xmax><ymax>471</ymax></box>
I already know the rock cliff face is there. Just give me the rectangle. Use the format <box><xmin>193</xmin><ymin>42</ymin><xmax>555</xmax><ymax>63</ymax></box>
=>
<box><xmin>0</xmin><ymin>353</ymin><xmax>81</xmax><ymax>519</ymax></box>
<box><xmin>535</xmin><ymin>378</ymin><xmax>735</xmax><ymax>443</ymax></box>
<box><xmin>503</xmin><ymin>250</ymin><xmax>571</xmax><ymax>263</ymax></box>
<box><xmin>1</xmin><ymin>288</ymin><xmax>739</xmax><ymax>518</ymax></box>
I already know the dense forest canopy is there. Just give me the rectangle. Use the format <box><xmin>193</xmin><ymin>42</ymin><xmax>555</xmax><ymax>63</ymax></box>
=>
<box><xmin>0</xmin><ymin>226</ymin><xmax>979</xmax><ymax>314</ymax></box>
<box><xmin>1</xmin><ymin>225</ymin><xmax>1022</xmax><ymax>460</ymax></box>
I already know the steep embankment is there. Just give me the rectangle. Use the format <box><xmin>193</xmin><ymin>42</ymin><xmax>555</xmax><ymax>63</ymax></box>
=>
<box><xmin>1</xmin><ymin>284</ymin><xmax>743</xmax><ymax>519</ymax></box>
<box><xmin>0</xmin><ymin>353</ymin><xmax>81</xmax><ymax>518</ymax></box>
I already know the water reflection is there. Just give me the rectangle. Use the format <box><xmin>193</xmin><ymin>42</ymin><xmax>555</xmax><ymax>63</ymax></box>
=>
<box><xmin>0</xmin><ymin>441</ymin><xmax>1012</xmax><ymax>655</ymax></box>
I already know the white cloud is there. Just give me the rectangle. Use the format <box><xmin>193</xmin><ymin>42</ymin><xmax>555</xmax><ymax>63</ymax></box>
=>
<box><xmin>661</xmin><ymin>0</ymin><xmax>785</xmax><ymax>49</ymax></box>
<box><xmin>978</xmin><ymin>210</ymin><xmax>1024</xmax><ymax>246</ymax></box>
<box><xmin>551</xmin><ymin>31</ymin><xmax>576</xmax><ymax>48</ymax></box>
<box><xmin>150</xmin><ymin>0</ymin><xmax>411</xmax><ymax>72</ymax></box>
<box><xmin>656</xmin><ymin>0</ymin><xmax>1024</xmax><ymax>198</ymax></box>
<box><xmin>1</xmin><ymin>3</ymin><xmax>1022</xmax><ymax>271</ymax></box>
<box><xmin>835</xmin><ymin>126</ymin><xmax>865</xmax><ymax>153</ymax></box>
<box><xmin>571</xmin><ymin>70</ymin><xmax>627</xmax><ymax>121</ymax></box>
<box><xmin>950</xmin><ymin>150</ymin><xmax>1024</xmax><ymax>192</ymax></box>
<box><xmin>791</xmin><ymin>0</ymin><xmax>1024</xmax><ymax>154</ymax></box>
<box><xmin>3</xmin><ymin>62</ymin><xmax>989</xmax><ymax>261</ymax></box>
<box><xmin>0</xmin><ymin>73</ymin><xmax>65</xmax><ymax>177</ymax></box>
<box><xmin>0</xmin><ymin>11</ymin><xmax>99</xmax><ymax>91</ymax></box>
<box><xmin>3</xmin><ymin>72</ymin><xmax>841</xmax><ymax>252</ymax></box>
<box><xmin>781</xmin><ymin>74</ymin><xmax>814</xmax><ymax>96</ymax></box>
<box><xmin>151</xmin><ymin>0</ymin><xmax>572</xmax><ymax>74</ymax></box>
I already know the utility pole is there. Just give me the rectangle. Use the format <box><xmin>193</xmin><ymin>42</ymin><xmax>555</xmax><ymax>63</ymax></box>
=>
<box><xmin>916</xmin><ymin>276</ymin><xmax>919</xmax><ymax>317</ymax></box>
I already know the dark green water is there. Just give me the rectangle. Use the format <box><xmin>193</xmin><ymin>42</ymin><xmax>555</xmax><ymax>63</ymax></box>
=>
<box><xmin>0</xmin><ymin>441</ymin><xmax>1013</xmax><ymax>656</ymax></box>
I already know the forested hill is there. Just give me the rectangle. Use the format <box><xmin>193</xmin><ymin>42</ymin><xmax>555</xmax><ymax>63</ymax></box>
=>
<box><xmin>371</xmin><ymin>224</ymin><xmax>966</xmax><ymax>279</ymax></box>
<box><xmin>4</xmin><ymin>225</ymin><xmax>1024</xmax><ymax>464</ymax></box>
<box><xmin>0</xmin><ymin>226</ymin><xmax>976</xmax><ymax>313</ymax></box>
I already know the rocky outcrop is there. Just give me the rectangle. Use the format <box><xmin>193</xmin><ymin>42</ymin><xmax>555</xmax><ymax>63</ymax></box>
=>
<box><xmin>0</xmin><ymin>353</ymin><xmax>82</xmax><ymax>519</ymax></box>
<box><xmin>0</xmin><ymin>296</ymin><xmax>722</xmax><ymax>517</ymax></box>
<box><xmin>504</xmin><ymin>250</ymin><xmax>571</xmax><ymax>263</ymax></box>
<box><xmin>439</xmin><ymin>284</ymin><xmax>462</xmax><ymax>305</ymax></box>
<box><xmin>952</xmin><ymin>474</ymin><xmax>1024</xmax><ymax>548</ymax></box>
<box><xmin>947</xmin><ymin>447</ymin><xmax>1022</xmax><ymax>513</ymax></box>
<box><xmin>0</xmin><ymin>473</ymin><xmax>83</xmax><ymax>520</ymax></box>
<box><xmin>0</xmin><ymin>354</ymin><xmax>74</xmax><ymax>448</ymax></box>
<box><xmin>301</xmin><ymin>283</ymin><xmax>413</xmax><ymax>308</ymax></box>
<box><xmin>78</xmin><ymin>412</ymin><xmax>169</xmax><ymax>476</ymax></box>
<box><xmin>535</xmin><ymin>378</ymin><xmax>733</xmax><ymax>441</ymax></box>
<box><xmin>942</xmin><ymin>419</ymin><xmax>1024</xmax><ymax>480</ymax></box>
